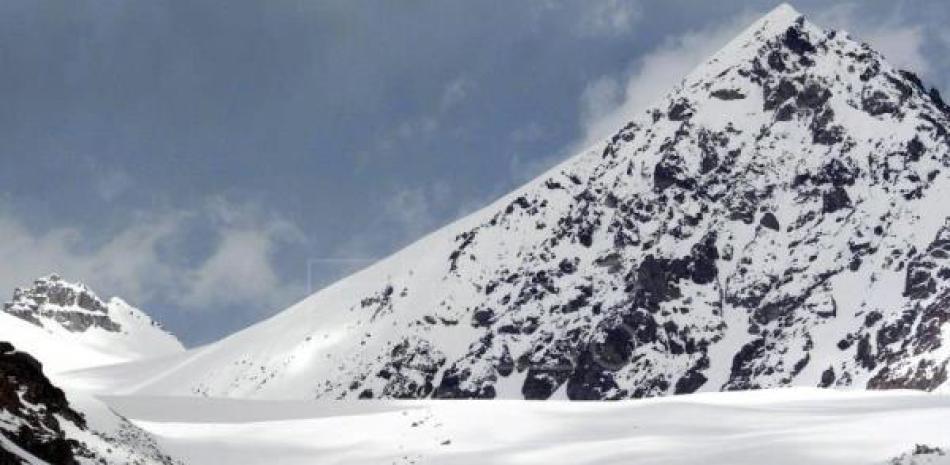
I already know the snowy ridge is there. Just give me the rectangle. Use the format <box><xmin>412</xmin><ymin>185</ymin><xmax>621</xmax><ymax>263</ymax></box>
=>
<box><xmin>73</xmin><ymin>4</ymin><xmax>950</xmax><ymax>401</ymax></box>
<box><xmin>0</xmin><ymin>275</ymin><xmax>183</xmax><ymax>374</ymax></box>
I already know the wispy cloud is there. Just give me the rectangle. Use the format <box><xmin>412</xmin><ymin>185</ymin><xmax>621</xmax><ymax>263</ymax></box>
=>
<box><xmin>0</xmin><ymin>198</ymin><xmax>306</xmax><ymax>316</ymax></box>
<box><xmin>382</xmin><ymin>183</ymin><xmax>450</xmax><ymax>241</ymax></box>
<box><xmin>176</xmin><ymin>199</ymin><xmax>306</xmax><ymax>311</ymax></box>
<box><xmin>363</xmin><ymin>76</ymin><xmax>475</xmax><ymax>163</ymax></box>
<box><xmin>440</xmin><ymin>77</ymin><xmax>473</xmax><ymax>111</ymax></box>
<box><xmin>814</xmin><ymin>3</ymin><xmax>930</xmax><ymax>75</ymax></box>
<box><xmin>331</xmin><ymin>180</ymin><xmax>454</xmax><ymax>264</ymax></box>
<box><xmin>94</xmin><ymin>168</ymin><xmax>134</xmax><ymax>201</ymax></box>
<box><xmin>573</xmin><ymin>11</ymin><xmax>756</xmax><ymax>151</ymax></box>
<box><xmin>574</xmin><ymin>0</ymin><xmax>642</xmax><ymax>38</ymax></box>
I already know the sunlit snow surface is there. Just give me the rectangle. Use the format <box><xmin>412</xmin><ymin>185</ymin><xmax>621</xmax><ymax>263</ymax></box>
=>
<box><xmin>90</xmin><ymin>389</ymin><xmax>949</xmax><ymax>465</ymax></box>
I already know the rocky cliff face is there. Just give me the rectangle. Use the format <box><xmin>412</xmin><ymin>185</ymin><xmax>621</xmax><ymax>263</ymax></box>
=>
<box><xmin>5</xmin><ymin>275</ymin><xmax>121</xmax><ymax>333</ymax></box>
<box><xmin>0</xmin><ymin>341</ymin><xmax>84</xmax><ymax>464</ymax></box>
<box><xmin>0</xmin><ymin>342</ymin><xmax>179</xmax><ymax>465</ymax></box>
<box><xmin>119</xmin><ymin>4</ymin><xmax>950</xmax><ymax>401</ymax></box>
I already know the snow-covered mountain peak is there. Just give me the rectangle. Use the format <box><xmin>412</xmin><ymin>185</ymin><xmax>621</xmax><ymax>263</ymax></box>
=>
<box><xmin>6</xmin><ymin>274</ymin><xmax>120</xmax><ymax>332</ymax></box>
<box><xmin>704</xmin><ymin>2</ymin><xmax>807</xmax><ymax>64</ymax></box>
<box><xmin>0</xmin><ymin>275</ymin><xmax>184</xmax><ymax>373</ymax></box>
<box><xmin>88</xmin><ymin>6</ymin><xmax>950</xmax><ymax>401</ymax></box>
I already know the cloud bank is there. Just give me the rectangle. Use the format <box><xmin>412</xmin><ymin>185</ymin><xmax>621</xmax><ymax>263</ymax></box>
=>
<box><xmin>0</xmin><ymin>199</ymin><xmax>305</xmax><ymax>319</ymax></box>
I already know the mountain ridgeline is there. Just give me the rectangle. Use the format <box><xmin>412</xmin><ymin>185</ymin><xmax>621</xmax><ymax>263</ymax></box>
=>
<box><xmin>83</xmin><ymin>4</ymin><xmax>950</xmax><ymax>401</ymax></box>
<box><xmin>0</xmin><ymin>275</ymin><xmax>183</xmax><ymax>374</ymax></box>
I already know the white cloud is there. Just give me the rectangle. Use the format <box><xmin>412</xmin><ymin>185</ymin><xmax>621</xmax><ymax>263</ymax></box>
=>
<box><xmin>867</xmin><ymin>27</ymin><xmax>929</xmax><ymax>74</ymax></box>
<box><xmin>508</xmin><ymin>150</ymin><xmax>564</xmax><ymax>184</ymax></box>
<box><xmin>940</xmin><ymin>31</ymin><xmax>950</xmax><ymax>92</ymax></box>
<box><xmin>365</xmin><ymin>76</ymin><xmax>473</xmax><ymax>162</ymax></box>
<box><xmin>575</xmin><ymin>0</ymin><xmax>642</xmax><ymax>38</ymax></box>
<box><xmin>814</xmin><ymin>3</ymin><xmax>930</xmax><ymax>74</ymax></box>
<box><xmin>0</xmin><ymin>208</ymin><xmax>183</xmax><ymax>305</ymax></box>
<box><xmin>177</xmin><ymin>199</ymin><xmax>305</xmax><ymax>310</ymax></box>
<box><xmin>0</xmin><ymin>199</ymin><xmax>305</xmax><ymax>315</ymax></box>
<box><xmin>509</xmin><ymin>122</ymin><xmax>545</xmax><ymax>144</ymax></box>
<box><xmin>440</xmin><ymin>77</ymin><xmax>472</xmax><ymax>111</ymax></box>
<box><xmin>580</xmin><ymin>75</ymin><xmax>623</xmax><ymax>128</ymax></box>
<box><xmin>574</xmin><ymin>11</ymin><xmax>756</xmax><ymax>151</ymax></box>
<box><xmin>180</xmin><ymin>229</ymin><xmax>291</xmax><ymax>309</ymax></box>
<box><xmin>381</xmin><ymin>182</ymin><xmax>452</xmax><ymax>240</ymax></box>
<box><xmin>330</xmin><ymin>181</ymin><xmax>449</xmax><ymax>261</ymax></box>
<box><xmin>94</xmin><ymin>168</ymin><xmax>133</xmax><ymax>201</ymax></box>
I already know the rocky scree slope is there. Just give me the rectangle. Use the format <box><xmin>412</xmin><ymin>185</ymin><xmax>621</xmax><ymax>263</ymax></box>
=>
<box><xmin>118</xmin><ymin>4</ymin><xmax>950</xmax><ymax>401</ymax></box>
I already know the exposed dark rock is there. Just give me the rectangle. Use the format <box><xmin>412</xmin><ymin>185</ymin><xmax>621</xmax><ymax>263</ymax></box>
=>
<box><xmin>566</xmin><ymin>350</ymin><xmax>625</xmax><ymax>400</ymax></box>
<box><xmin>471</xmin><ymin>308</ymin><xmax>495</xmax><ymax>327</ymax></box>
<box><xmin>760</xmin><ymin>212</ymin><xmax>780</xmax><ymax>231</ymax></box>
<box><xmin>376</xmin><ymin>339</ymin><xmax>445</xmax><ymax>398</ymax></box>
<box><xmin>929</xmin><ymin>87</ymin><xmax>950</xmax><ymax>115</ymax></box>
<box><xmin>810</xmin><ymin>108</ymin><xmax>843</xmax><ymax>145</ymax></box>
<box><xmin>594</xmin><ymin>253</ymin><xmax>625</xmax><ymax>274</ymax></box>
<box><xmin>668</xmin><ymin>100</ymin><xmax>694</xmax><ymax>121</ymax></box>
<box><xmin>822</xmin><ymin>186</ymin><xmax>852</xmax><ymax>213</ymax></box>
<box><xmin>903</xmin><ymin>226</ymin><xmax>950</xmax><ymax>300</ymax></box>
<box><xmin>767</xmin><ymin>50</ymin><xmax>786</xmax><ymax>72</ymax></box>
<box><xmin>653</xmin><ymin>154</ymin><xmax>696</xmax><ymax>192</ymax></box>
<box><xmin>907</xmin><ymin>137</ymin><xmax>926</xmax><ymax>162</ymax></box>
<box><xmin>434</xmin><ymin>367</ymin><xmax>496</xmax><ymax>399</ymax></box>
<box><xmin>764</xmin><ymin>79</ymin><xmax>798</xmax><ymax>111</ymax></box>
<box><xmin>0</xmin><ymin>342</ymin><xmax>85</xmax><ymax>465</ymax></box>
<box><xmin>863</xmin><ymin>89</ymin><xmax>899</xmax><ymax>116</ymax></box>
<box><xmin>711</xmin><ymin>89</ymin><xmax>746</xmax><ymax>100</ymax></box>
<box><xmin>796</xmin><ymin>83</ymin><xmax>832</xmax><ymax>109</ymax></box>
<box><xmin>522</xmin><ymin>353</ymin><xmax>573</xmax><ymax>400</ymax></box>
<box><xmin>783</xmin><ymin>24</ymin><xmax>816</xmax><ymax>55</ymax></box>
<box><xmin>726</xmin><ymin>338</ymin><xmax>766</xmax><ymax>389</ymax></box>
<box><xmin>775</xmin><ymin>103</ymin><xmax>796</xmax><ymax>121</ymax></box>
<box><xmin>674</xmin><ymin>368</ymin><xmax>708</xmax><ymax>394</ymax></box>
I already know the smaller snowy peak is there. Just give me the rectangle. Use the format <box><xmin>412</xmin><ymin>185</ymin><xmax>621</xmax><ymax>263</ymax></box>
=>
<box><xmin>5</xmin><ymin>274</ymin><xmax>120</xmax><ymax>333</ymax></box>
<box><xmin>888</xmin><ymin>445</ymin><xmax>950</xmax><ymax>465</ymax></box>
<box><xmin>0</xmin><ymin>275</ymin><xmax>184</xmax><ymax>373</ymax></box>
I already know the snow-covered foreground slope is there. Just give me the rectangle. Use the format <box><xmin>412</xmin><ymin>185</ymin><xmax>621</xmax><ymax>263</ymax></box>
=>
<box><xmin>0</xmin><ymin>342</ymin><xmax>179</xmax><ymax>465</ymax></box>
<box><xmin>92</xmin><ymin>3</ymin><xmax>950</xmax><ymax>401</ymax></box>
<box><xmin>96</xmin><ymin>389</ymin><xmax>949</xmax><ymax>465</ymax></box>
<box><xmin>0</xmin><ymin>275</ymin><xmax>183</xmax><ymax>374</ymax></box>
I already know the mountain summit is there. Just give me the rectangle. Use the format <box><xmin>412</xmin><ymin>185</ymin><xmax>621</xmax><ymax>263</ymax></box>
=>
<box><xmin>107</xmin><ymin>5</ymin><xmax>950</xmax><ymax>400</ymax></box>
<box><xmin>0</xmin><ymin>275</ymin><xmax>183</xmax><ymax>373</ymax></box>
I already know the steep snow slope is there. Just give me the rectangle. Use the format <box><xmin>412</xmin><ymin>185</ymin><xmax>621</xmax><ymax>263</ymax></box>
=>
<box><xmin>0</xmin><ymin>275</ymin><xmax>183</xmax><ymax>374</ymax></box>
<box><xmin>99</xmin><ymin>389</ymin><xmax>950</xmax><ymax>465</ymax></box>
<box><xmin>90</xmin><ymin>4</ymin><xmax>950</xmax><ymax>400</ymax></box>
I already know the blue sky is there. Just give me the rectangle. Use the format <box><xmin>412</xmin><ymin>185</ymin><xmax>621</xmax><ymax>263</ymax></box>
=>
<box><xmin>1</xmin><ymin>0</ymin><xmax>948</xmax><ymax>345</ymax></box>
